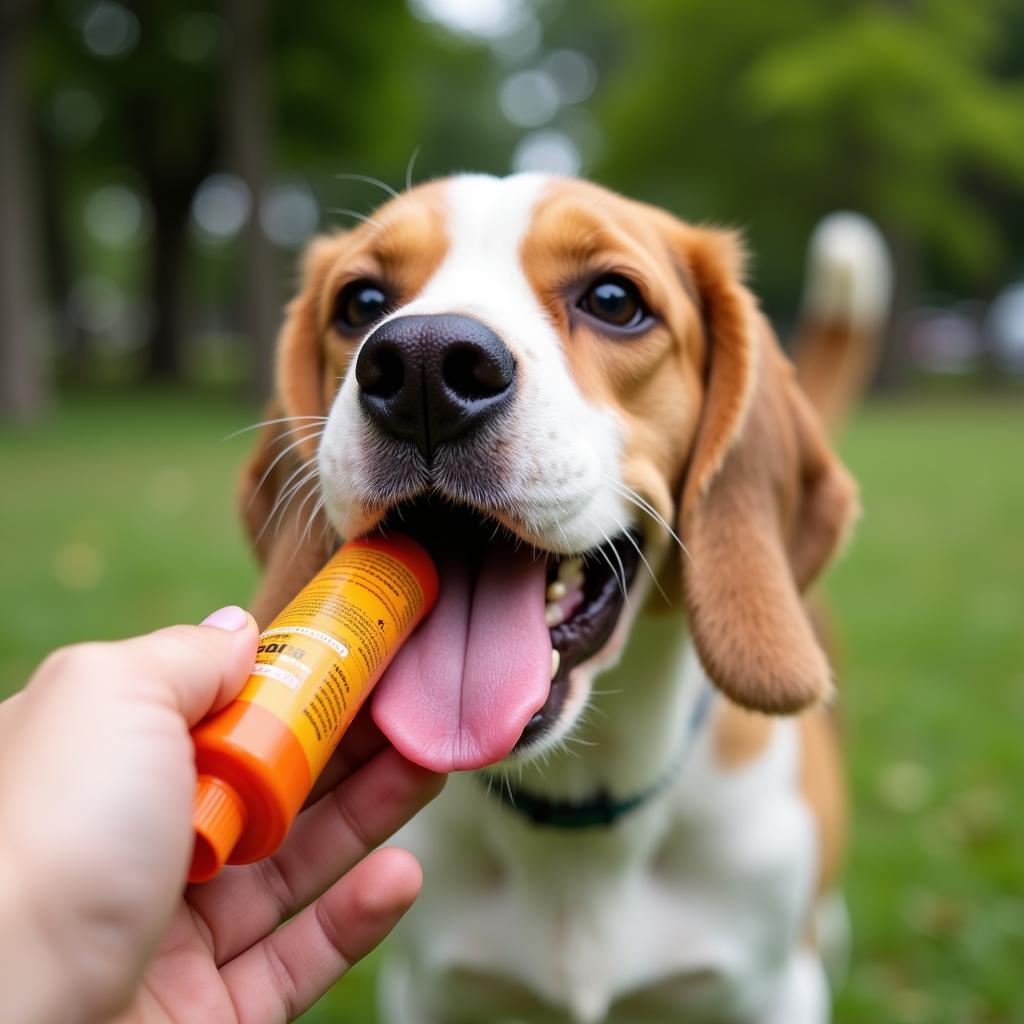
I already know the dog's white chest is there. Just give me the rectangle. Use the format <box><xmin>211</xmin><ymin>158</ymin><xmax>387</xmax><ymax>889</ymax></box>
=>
<box><xmin>383</xmin><ymin>714</ymin><xmax>819</xmax><ymax>1023</ymax></box>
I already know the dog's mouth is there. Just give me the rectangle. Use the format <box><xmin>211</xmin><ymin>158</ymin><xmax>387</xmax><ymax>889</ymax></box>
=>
<box><xmin>366</xmin><ymin>495</ymin><xmax>642</xmax><ymax>772</ymax></box>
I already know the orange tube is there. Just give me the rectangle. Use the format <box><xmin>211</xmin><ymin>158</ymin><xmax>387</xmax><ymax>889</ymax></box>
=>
<box><xmin>188</xmin><ymin>533</ymin><xmax>438</xmax><ymax>884</ymax></box>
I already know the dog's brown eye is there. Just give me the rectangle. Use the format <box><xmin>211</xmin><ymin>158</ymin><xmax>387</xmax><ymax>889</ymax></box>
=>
<box><xmin>578</xmin><ymin>275</ymin><xmax>648</xmax><ymax>330</ymax></box>
<box><xmin>334</xmin><ymin>279</ymin><xmax>389</xmax><ymax>332</ymax></box>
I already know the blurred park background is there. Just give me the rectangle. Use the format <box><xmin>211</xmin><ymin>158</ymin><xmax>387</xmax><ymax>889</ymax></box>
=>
<box><xmin>1</xmin><ymin>0</ymin><xmax>1023</xmax><ymax>1021</ymax></box>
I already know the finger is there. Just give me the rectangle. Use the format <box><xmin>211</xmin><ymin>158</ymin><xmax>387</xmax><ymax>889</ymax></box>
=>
<box><xmin>0</xmin><ymin>692</ymin><xmax>27</xmax><ymax>758</ymax></box>
<box><xmin>221</xmin><ymin>847</ymin><xmax>422</xmax><ymax>1024</ymax></box>
<box><xmin>0</xmin><ymin>690</ymin><xmax>25</xmax><ymax>738</ymax></box>
<box><xmin>188</xmin><ymin>747</ymin><xmax>444</xmax><ymax>965</ymax></box>
<box><xmin>113</xmin><ymin>610</ymin><xmax>259</xmax><ymax>725</ymax></box>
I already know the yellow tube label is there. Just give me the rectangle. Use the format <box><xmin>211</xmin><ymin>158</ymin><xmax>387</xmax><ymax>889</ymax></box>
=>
<box><xmin>237</xmin><ymin>542</ymin><xmax>428</xmax><ymax>779</ymax></box>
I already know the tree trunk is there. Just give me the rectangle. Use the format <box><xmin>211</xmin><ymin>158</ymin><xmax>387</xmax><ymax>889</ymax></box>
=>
<box><xmin>36</xmin><ymin>121</ymin><xmax>82</xmax><ymax>378</ymax></box>
<box><xmin>125</xmin><ymin>0</ymin><xmax>217</xmax><ymax>385</ymax></box>
<box><xmin>0</xmin><ymin>0</ymin><xmax>48</xmax><ymax>420</ymax></box>
<box><xmin>145</xmin><ymin>193</ymin><xmax>191</xmax><ymax>381</ymax></box>
<box><xmin>224</xmin><ymin>0</ymin><xmax>278</xmax><ymax>402</ymax></box>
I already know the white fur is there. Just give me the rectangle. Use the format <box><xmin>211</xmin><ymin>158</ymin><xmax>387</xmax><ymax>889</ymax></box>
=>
<box><xmin>314</xmin><ymin>173</ymin><xmax>831</xmax><ymax>1022</ymax></box>
<box><xmin>319</xmin><ymin>173</ymin><xmax>630</xmax><ymax>554</ymax></box>
<box><xmin>800</xmin><ymin>211</ymin><xmax>892</xmax><ymax>328</ymax></box>
<box><xmin>381</xmin><ymin>621</ymin><xmax>826</xmax><ymax>1023</ymax></box>
<box><xmin>318</xmin><ymin>173</ymin><xmax>634</xmax><ymax>759</ymax></box>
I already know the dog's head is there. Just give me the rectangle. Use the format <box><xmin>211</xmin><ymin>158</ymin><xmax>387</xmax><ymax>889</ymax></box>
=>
<box><xmin>242</xmin><ymin>174</ymin><xmax>856</xmax><ymax>773</ymax></box>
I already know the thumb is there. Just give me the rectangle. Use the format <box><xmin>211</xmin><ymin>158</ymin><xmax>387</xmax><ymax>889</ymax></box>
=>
<box><xmin>115</xmin><ymin>606</ymin><xmax>259</xmax><ymax>725</ymax></box>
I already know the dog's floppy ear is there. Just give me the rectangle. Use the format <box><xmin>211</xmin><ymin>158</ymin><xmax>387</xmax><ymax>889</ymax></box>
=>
<box><xmin>236</xmin><ymin>235</ymin><xmax>348</xmax><ymax>622</ymax></box>
<box><xmin>237</xmin><ymin>235</ymin><xmax>345</xmax><ymax>558</ymax></box>
<box><xmin>237</xmin><ymin>401</ymin><xmax>288</xmax><ymax>566</ymax></box>
<box><xmin>236</xmin><ymin>395</ymin><xmax>333</xmax><ymax>625</ymax></box>
<box><xmin>678</xmin><ymin>226</ymin><xmax>858</xmax><ymax>713</ymax></box>
<box><xmin>278</xmin><ymin>231</ymin><xmax>354</xmax><ymax>428</ymax></box>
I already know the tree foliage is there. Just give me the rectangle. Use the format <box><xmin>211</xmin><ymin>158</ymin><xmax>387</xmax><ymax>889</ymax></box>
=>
<box><xmin>6</xmin><ymin>0</ymin><xmax>1024</xmax><ymax>404</ymax></box>
<box><xmin>594</xmin><ymin>0</ymin><xmax>1024</xmax><ymax>308</ymax></box>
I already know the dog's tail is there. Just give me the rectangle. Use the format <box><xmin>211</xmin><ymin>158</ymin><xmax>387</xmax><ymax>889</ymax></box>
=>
<box><xmin>791</xmin><ymin>212</ymin><xmax>893</xmax><ymax>432</ymax></box>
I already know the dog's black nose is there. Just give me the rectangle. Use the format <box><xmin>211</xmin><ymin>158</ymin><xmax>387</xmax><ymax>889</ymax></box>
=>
<box><xmin>355</xmin><ymin>314</ymin><xmax>515</xmax><ymax>458</ymax></box>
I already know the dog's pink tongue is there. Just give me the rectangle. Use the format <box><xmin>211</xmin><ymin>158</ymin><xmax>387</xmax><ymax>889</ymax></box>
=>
<box><xmin>372</xmin><ymin>545</ymin><xmax>551</xmax><ymax>772</ymax></box>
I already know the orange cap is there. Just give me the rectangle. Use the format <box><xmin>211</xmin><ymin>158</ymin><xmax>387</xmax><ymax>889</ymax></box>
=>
<box><xmin>190</xmin><ymin>775</ymin><xmax>246</xmax><ymax>883</ymax></box>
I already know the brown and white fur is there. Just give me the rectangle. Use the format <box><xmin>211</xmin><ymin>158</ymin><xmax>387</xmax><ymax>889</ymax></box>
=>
<box><xmin>239</xmin><ymin>174</ymin><xmax>891</xmax><ymax>1023</ymax></box>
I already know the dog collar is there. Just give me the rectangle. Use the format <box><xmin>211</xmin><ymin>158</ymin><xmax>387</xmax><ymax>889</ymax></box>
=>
<box><xmin>482</xmin><ymin>685</ymin><xmax>716</xmax><ymax>829</ymax></box>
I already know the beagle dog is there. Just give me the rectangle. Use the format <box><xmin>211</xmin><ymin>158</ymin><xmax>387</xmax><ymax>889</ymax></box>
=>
<box><xmin>240</xmin><ymin>175</ymin><xmax>891</xmax><ymax>1023</ymax></box>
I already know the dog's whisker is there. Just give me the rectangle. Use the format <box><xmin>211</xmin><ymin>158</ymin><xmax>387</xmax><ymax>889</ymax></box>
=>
<box><xmin>334</xmin><ymin>172</ymin><xmax>400</xmax><ymax>200</ymax></box>
<box><xmin>256</xmin><ymin>459</ymin><xmax>318</xmax><ymax>544</ymax></box>
<box><xmin>564</xmin><ymin>734</ymin><xmax>596</xmax><ymax>749</ymax></box>
<box><xmin>295</xmin><ymin>494</ymin><xmax>327</xmax><ymax>559</ymax></box>
<box><xmin>318</xmin><ymin>511</ymin><xmax>335</xmax><ymax>547</ymax></box>
<box><xmin>261</xmin><ymin>458</ymin><xmax>315</xmax><ymax>529</ymax></box>
<box><xmin>293</xmin><ymin>485</ymin><xmax>325</xmax><ymax>554</ymax></box>
<box><xmin>601</xmin><ymin>478</ymin><xmax>668</xmax><ymax>532</ymax></box>
<box><xmin>552</xmin><ymin>736</ymin><xmax>582</xmax><ymax>760</ymax></box>
<box><xmin>602</xmin><ymin>476</ymin><xmax>696</xmax><ymax>568</ymax></box>
<box><xmin>269</xmin><ymin>421</ymin><xmax>326</xmax><ymax>446</ymax></box>
<box><xmin>263</xmin><ymin>480</ymin><xmax>315</xmax><ymax>546</ymax></box>
<box><xmin>576</xmin><ymin>507</ymin><xmax>628</xmax><ymax>602</ymax></box>
<box><xmin>607</xmin><ymin>544</ymin><xmax>629</xmax><ymax>603</ymax></box>
<box><xmin>271</xmin><ymin>468</ymin><xmax>321</xmax><ymax>540</ymax></box>
<box><xmin>264</xmin><ymin>456</ymin><xmax>317</xmax><ymax>516</ymax></box>
<box><xmin>573</xmin><ymin>702</ymin><xmax>601</xmax><ymax>736</ymax></box>
<box><xmin>624</xmin><ymin>529</ymin><xmax>669</xmax><ymax>603</ymax></box>
<box><xmin>248</xmin><ymin>426</ymin><xmax>325</xmax><ymax>509</ymax></box>
<box><xmin>553</xmin><ymin>520</ymin><xmax>576</xmax><ymax>559</ymax></box>
<box><xmin>223</xmin><ymin>415</ymin><xmax>327</xmax><ymax>441</ymax></box>
<box><xmin>327</xmin><ymin>206</ymin><xmax>377</xmax><ymax>227</ymax></box>
<box><xmin>596</xmin><ymin>497</ymin><xmax>669</xmax><ymax>605</ymax></box>
<box><xmin>405</xmin><ymin>145</ymin><xmax>422</xmax><ymax>192</ymax></box>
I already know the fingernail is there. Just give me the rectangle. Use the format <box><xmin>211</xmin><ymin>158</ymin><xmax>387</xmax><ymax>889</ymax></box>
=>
<box><xmin>200</xmin><ymin>605</ymin><xmax>250</xmax><ymax>631</ymax></box>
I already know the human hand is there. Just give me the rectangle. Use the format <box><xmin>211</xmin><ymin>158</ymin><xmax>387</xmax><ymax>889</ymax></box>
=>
<box><xmin>0</xmin><ymin>608</ymin><xmax>445</xmax><ymax>1023</ymax></box>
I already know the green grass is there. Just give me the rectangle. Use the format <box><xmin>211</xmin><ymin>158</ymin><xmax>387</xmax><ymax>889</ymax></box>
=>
<box><xmin>829</xmin><ymin>396</ymin><xmax>1024</xmax><ymax>1024</ymax></box>
<box><xmin>2</xmin><ymin>390</ymin><xmax>1022</xmax><ymax>1023</ymax></box>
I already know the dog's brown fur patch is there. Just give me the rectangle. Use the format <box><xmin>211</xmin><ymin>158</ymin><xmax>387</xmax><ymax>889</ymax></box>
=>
<box><xmin>712</xmin><ymin>701</ymin><xmax>776</xmax><ymax>771</ymax></box>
